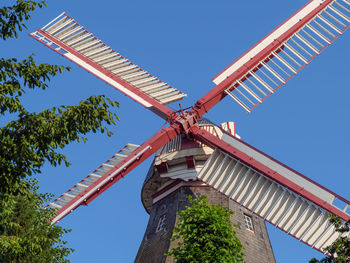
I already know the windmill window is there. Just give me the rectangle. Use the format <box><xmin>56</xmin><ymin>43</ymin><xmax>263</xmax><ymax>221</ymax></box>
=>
<box><xmin>244</xmin><ymin>214</ymin><xmax>254</xmax><ymax>232</ymax></box>
<box><xmin>156</xmin><ymin>214</ymin><xmax>167</xmax><ymax>232</ymax></box>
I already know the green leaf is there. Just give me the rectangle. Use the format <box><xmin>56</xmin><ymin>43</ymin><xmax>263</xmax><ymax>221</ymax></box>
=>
<box><xmin>0</xmin><ymin>1</ymin><xmax>120</xmax><ymax>262</ymax></box>
<box><xmin>166</xmin><ymin>196</ymin><xmax>245</xmax><ymax>263</ymax></box>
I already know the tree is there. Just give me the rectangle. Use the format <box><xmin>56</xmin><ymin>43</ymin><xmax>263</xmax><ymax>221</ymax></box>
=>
<box><xmin>0</xmin><ymin>180</ymin><xmax>73</xmax><ymax>263</ymax></box>
<box><xmin>166</xmin><ymin>196</ymin><xmax>245</xmax><ymax>263</ymax></box>
<box><xmin>309</xmin><ymin>215</ymin><xmax>350</xmax><ymax>263</ymax></box>
<box><xmin>0</xmin><ymin>1</ymin><xmax>119</xmax><ymax>262</ymax></box>
<box><xmin>0</xmin><ymin>0</ymin><xmax>119</xmax><ymax>194</ymax></box>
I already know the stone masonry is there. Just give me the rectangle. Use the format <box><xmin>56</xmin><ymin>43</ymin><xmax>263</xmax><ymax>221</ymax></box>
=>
<box><xmin>135</xmin><ymin>185</ymin><xmax>276</xmax><ymax>263</ymax></box>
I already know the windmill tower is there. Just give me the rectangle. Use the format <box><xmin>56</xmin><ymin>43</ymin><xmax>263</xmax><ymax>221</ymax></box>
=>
<box><xmin>135</xmin><ymin>119</ymin><xmax>276</xmax><ymax>263</ymax></box>
<box><xmin>30</xmin><ymin>0</ymin><xmax>350</xmax><ymax>262</ymax></box>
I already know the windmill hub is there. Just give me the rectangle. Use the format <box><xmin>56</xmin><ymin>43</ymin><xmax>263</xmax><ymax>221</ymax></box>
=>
<box><xmin>172</xmin><ymin>110</ymin><xmax>198</xmax><ymax>135</ymax></box>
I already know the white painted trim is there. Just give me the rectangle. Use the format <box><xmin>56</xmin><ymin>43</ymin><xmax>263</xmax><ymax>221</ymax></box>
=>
<box><xmin>65</xmin><ymin>53</ymin><xmax>152</xmax><ymax>108</ymax></box>
<box><xmin>152</xmin><ymin>181</ymin><xmax>206</xmax><ymax>204</ymax></box>
<box><xmin>213</xmin><ymin>0</ymin><xmax>325</xmax><ymax>85</ymax></box>
<box><xmin>52</xmin><ymin>145</ymin><xmax>150</xmax><ymax>224</ymax></box>
<box><xmin>220</xmin><ymin>133</ymin><xmax>334</xmax><ymax>204</ymax></box>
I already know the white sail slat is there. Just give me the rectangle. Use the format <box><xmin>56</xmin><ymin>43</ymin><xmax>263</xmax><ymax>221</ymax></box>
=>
<box><xmin>197</xmin><ymin>148</ymin><xmax>349</xmax><ymax>252</ymax></box>
<box><xmin>30</xmin><ymin>13</ymin><xmax>186</xmax><ymax>118</ymax></box>
<box><xmin>213</xmin><ymin>0</ymin><xmax>350</xmax><ymax>112</ymax></box>
<box><xmin>45</xmin><ymin>143</ymin><xmax>140</xmax><ymax>224</ymax></box>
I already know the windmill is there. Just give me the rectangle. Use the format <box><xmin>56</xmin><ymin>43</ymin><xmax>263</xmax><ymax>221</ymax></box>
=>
<box><xmin>29</xmin><ymin>0</ymin><xmax>350</xmax><ymax>262</ymax></box>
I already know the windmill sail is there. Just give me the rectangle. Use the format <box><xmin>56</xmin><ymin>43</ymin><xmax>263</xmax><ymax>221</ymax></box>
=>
<box><xmin>46</xmin><ymin>125</ymin><xmax>179</xmax><ymax>224</ymax></box>
<box><xmin>192</xmin><ymin>126</ymin><xmax>350</xmax><ymax>253</ymax></box>
<box><xmin>29</xmin><ymin>1</ymin><xmax>350</xmax><ymax>257</ymax></box>
<box><xmin>47</xmin><ymin>143</ymin><xmax>141</xmax><ymax>224</ymax></box>
<box><xmin>30</xmin><ymin>13</ymin><xmax>186</xmax><ymax>119</ymax></box>
<box><xmin>202</xmin><ymin>0</ymin><xmax>350</xmax><ymax>113</ymax></box>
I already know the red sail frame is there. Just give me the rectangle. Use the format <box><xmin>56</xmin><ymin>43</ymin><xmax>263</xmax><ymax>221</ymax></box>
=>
<box><xmin>193</xmin><ymin>0</ymin><xmax>350</xmax><ymax>115</ymax></box>
<box><xmin>50</xmin><ymin>125</ymin><xmax>180</xmax><ymax>224</ymax></box>
<box><xmin>191</xmin><ymin>126</ymin><xmax>350</xmax><ymax>222</ymax></box>
<box><xmin>190</xmin><ymin>125</ymin><xmax>350</xmax><ymax>253</ymax></box>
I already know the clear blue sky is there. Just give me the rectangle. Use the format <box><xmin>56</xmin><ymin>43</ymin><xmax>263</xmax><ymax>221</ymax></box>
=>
<box><xmin>3</xmin><ymin>0</ymin><xmax>350</xmax><ymax>262</ymax></box>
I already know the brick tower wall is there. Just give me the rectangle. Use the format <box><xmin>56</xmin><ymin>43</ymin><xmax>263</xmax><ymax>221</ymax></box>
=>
<box><xmin>135</xmin><ymin>186</ymin><xmax>276</xmax><ymax>263</ymax></box>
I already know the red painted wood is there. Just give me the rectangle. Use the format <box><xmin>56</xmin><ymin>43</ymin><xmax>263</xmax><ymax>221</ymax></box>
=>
<box><xmin>53</xmin><ymin>125</ymin><xmax>180</xmax><ymax>223</ymax></box>
<box><xmin>151</xmin><ymin>179</ymin><xmax>182</xmax><ymax>199</ymax></box>
<box><xmin>36</xmin><ymin>29</ymin><xmax>175</xmax><ymax>120</ymax></box>
<box><xmin>155</xmin><ymin>162</ymin><xmax>169</xmax><ymax>174</ymax></box>
<box><xmin>190</xmin><ymin>126</ymin><xmax>350</xmax><ymax>221</ymax></box>
<box><xmin>32</xmin><ymin>5</ymin><xmax>350</xmax><ymax>247</ymax></box>
<box><xmin>193</xmin><ymin>0</ymin><xmax>335</xmax><ymax>117</ymax></box>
